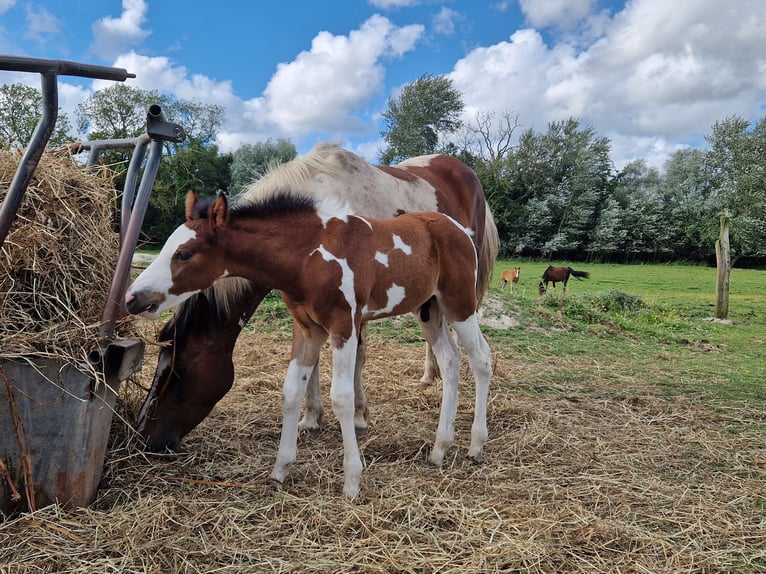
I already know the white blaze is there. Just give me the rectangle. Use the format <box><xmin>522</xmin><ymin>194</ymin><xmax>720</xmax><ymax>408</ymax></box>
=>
<box><xmin>129</xmin><ymin>224</ymin><xmax>197</xmax><ymax>296</ymax></box>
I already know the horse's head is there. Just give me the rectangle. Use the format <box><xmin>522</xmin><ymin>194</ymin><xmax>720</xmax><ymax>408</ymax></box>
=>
<box><xmin>126</xmin><ymin>191</ymin><xmax>230</xmax><ymax>319</ymax></box>
<box><xmin>137</xmin><ymin>292</ymin><xmax>236</xmax><ymax>451</ymax></box>
<box><xmin>538</xmin><ymin>281</ymin><xmax>546</xmax><ymax>296</ymax></box>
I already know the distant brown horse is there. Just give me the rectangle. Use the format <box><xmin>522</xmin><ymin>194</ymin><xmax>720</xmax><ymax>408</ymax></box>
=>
<box><xmin>126</xmin><ymin>190</ymin><xmax>492</xmax><ymax>499</ymax></box>
<box><xmin>500</xmin><ymin>267</ymin><xmax>520</xmax><ymax>291</ymax></box>
<box><xmin>538</xmin><ymin>265</ymin><xmax>590</xmax><ymax>295</ymax></box>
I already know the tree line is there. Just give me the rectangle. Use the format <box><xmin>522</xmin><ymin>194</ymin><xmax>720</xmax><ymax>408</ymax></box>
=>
<box><xmin>1</xmin><ymin>78</ymin><xmax>764</xmax><ymax>265</ymax></box>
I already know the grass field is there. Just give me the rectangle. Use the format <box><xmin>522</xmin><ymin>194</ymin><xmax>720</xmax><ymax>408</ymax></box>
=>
<box><xmin>1</xmin><ymin>260</ymin><xmax>764</xmax><ymax>572</ymax></box>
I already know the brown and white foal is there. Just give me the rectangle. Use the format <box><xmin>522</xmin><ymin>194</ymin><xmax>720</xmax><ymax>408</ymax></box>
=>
<box><xmin>126</xmin><ymin>190</ymin><xmax>492</xmax><ymax>499</ymax></box>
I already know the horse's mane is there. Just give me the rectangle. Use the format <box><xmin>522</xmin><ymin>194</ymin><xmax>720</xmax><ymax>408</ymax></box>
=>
<box><xmin>239</xmin><ymin>142</ymin><xmax>345</xmax><ymax>203</ymax></box>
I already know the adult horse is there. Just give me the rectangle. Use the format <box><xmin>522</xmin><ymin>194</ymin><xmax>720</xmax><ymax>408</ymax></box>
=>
<box><xmin>137</xmin><ymin>143</ymin><xmax>499</xmax><ymax>451</ymax></box>
<box><xmin>126</xmin><ymin>190</ymin><xmax>492</xmax><ymax>499</ymax></box>
<box><xmin>538</xmin><ymin>265</ymin><xmax>590</xmax><ymax>295</ymax></box>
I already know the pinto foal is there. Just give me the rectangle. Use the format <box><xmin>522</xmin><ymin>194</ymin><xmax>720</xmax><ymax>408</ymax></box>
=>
<box><xmin>126</xmin><ymin>191</ymin><xmax>492</xmax><ymax>499</ymax></box>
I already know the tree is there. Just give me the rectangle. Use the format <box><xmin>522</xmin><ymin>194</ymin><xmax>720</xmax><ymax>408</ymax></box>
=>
<box><xmin>229</xmin><ymin>139</ymin><xmax>297</xmax><ymax>194</ymax></box>
<box><xmin>76</xmin><ymin>83</ymin><xmax>229</xmax><ymax>244</ymax></box>
<box><xmin>379</xmin><ymin>74</ymin><xmax>463</xmax><ymax>165</ymax></box>
<box><xmin>0</xmin><ymin>83</ymin><xmax>73</xmax><ymax>149</ymax></box>
<box><xmin>705</xmin><ymin>115</ymin><xmax>766</xmax><ymax>262</ymax></box>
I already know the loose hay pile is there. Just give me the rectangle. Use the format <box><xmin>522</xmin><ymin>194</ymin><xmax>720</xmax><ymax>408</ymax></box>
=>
<box><xmin>0</xmin><ymin>327</ymin><xmax>763</xmax><ymax>573</ymax></box>
<box><xmin>0</xmin><ymin>149</ymin><xmax>123</xmax><ymax>359</ymax></box>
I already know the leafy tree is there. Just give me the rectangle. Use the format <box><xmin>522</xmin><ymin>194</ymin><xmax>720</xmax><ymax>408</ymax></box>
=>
<box><xmin>705</xmin><ymin>115</ymin><xmax>766</xmax><ymax>260</ymax></box>
<box><xmin>229</xmin><ymin>139</ymin><xmax>297</xmax><ymax>194</ymax></box>
<box><xmin>379</xmin><ymin>74</ymin><xmax>463</xmax><ymax>165</ymax></box>
<box><xmin>512</xmin><ymin>118</ymin><xmax>612</xmax><ymax>257</ymax></box>
<box><xmin>0</xmin><ymin>83</ymin><xmax>73</xmax><ymax>149</ymax></box>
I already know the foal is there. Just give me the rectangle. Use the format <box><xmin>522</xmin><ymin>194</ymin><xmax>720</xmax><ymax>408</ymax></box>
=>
<box><xmin>500</xmin><ymin>267</ymin><xmax>521</xmax><ymax>291</ymax></box>
<box><xmin>126</xmin><ymin>191</ymin><xmax>492</xmax><ymax>499</ymax></box>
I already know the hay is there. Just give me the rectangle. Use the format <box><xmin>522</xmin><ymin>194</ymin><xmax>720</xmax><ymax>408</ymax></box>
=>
<box><xmin>1</xmin><ymin>328</ymin><xmax>763</xmax><ymax>573</ymax></box>
<box><xmin>0</xmin><ymin>149</ymin><xmax>125</xmax><ymax>360</ymax></box>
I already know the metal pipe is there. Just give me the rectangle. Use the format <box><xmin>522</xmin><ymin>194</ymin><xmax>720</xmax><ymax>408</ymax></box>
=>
<box><xmin>0</xmin><ymin>71</ymin><xmax>58</xmax><ymax>248</ymax></box>
<box><xmin>0</xmin><ymin>54</ymin><xmax>135</xmax><ymax>82</ymax></box>
<box><xmin>100</xmin><ymin>137</ymin><xmax>165</xmax><ymax>336</ymax></box>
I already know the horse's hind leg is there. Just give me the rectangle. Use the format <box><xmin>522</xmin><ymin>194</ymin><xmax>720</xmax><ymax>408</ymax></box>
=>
<box><xmin>299</xmin><ymin>324</ymin><xmax>369</xmax><ymax>436</ymax></box>
<box><xmin>451</xmin><ymin>314</ymin><xmax>492</xmax><ymax>464</ymax></box>
<box><xmin>353</xmin><ymin>323</ymin><xmax>370</xmax><ymax>435</ymax></box>
<box><xmin>418</xmin><ymin>307</ymin><xmax>460</xmax><ymax>466</ymax></box>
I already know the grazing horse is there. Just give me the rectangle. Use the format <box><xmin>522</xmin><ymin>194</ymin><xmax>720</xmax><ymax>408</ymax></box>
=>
<box><xmin>126</xmin><ymin>190</ymin><xmax>492</xmax><ymax>499</ymax></box>
<box><xmin>538</xmin><ymin>265</ymin><xmax>590</xmax><ymax>295</ymax></box>
<box><xmin>500</xmin><ymin>267</ymin><xmax>521</xmax><ymax>291</ymax></box>
<box><xmin>137</xmin><ymin>143</ymin><xmax>499</xmax><ymax>452</ymax></box>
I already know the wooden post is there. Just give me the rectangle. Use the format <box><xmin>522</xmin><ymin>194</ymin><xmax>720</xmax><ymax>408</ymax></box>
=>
<box><xmin>714</xmin><ymin>212</ymin><xmax>731</xmax><ymax>319</ymax></box>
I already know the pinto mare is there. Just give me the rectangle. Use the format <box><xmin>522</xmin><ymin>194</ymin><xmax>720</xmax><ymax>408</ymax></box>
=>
<box><xmin>137</xmin><ymin>143</ymin><xmax>499</xmax><ymax>451</ymax></box>
<box><xmin>538</xmin><ymin>265</ymin><xmax>590</xmax><ymax>295</ymax></box>
<box><xmin>126</xmin><ymin>191</ymin><xmax>492</xmax><ymax>499</ymax></box>
<box><xmin>500</xmin><ymin>267</ymin><xmax>521</xmax><ymax>291</ymax></box>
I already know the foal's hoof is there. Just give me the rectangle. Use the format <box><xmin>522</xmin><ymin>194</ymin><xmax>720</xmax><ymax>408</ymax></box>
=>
<box><xmin>267</xmin><ymin>478</ymin><xmax>284</xmax><ymax>491</ymax></box>
<box><xmin>467</xmin><ymin>452</ymin><xmax>485</xmax><ymax>465</ymax></box>
<box><xmin>354</xmin><ymin>425</ymin><xmax>368</xmax><ymax>438</ymax></box>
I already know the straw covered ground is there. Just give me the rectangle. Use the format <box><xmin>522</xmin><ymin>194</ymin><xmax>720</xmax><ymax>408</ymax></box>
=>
<box><xmin>1</xmin><ymin>319</ymin><xmax>763</xmax><ymax>573</ymax></box>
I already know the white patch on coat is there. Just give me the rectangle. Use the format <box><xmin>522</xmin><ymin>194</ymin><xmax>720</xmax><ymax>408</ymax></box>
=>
<box><xmin>317</xmin><ymin>195</ymin><xmax>351</xmax><ymax>226</ymax></box>
<box><xmin>363</xmin><ymin>283</ymin><xmax>406</xmax><ymax>318</ymax></box>
<box><xmin>313</xmin><ymin>245</ymin><xmax>357</xmax><ymax>336</ymax></box>
<box><xmin>392</xmin><ymin>234</ymin><xmax>412</xmax><ymax>255</ymax></box>
<box><xmin>374</xmin><ymin>252</ymin><xmax>388</xmax><ymax>267</ymax></box>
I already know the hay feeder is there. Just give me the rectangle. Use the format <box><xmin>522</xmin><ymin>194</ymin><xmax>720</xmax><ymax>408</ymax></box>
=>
<box><xmin>0</xmin><ymin>56</ymin><xmax>185</xmax><ymax>516</ymax></box>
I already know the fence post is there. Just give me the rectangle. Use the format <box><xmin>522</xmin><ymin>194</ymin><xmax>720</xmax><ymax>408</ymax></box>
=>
<box><xmin>714</xmin><ymin>211</ymin><xmax>731</xmax><ymax>319</ymax></box>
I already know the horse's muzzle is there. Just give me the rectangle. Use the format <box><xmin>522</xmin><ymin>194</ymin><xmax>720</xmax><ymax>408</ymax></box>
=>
<box><xmin>125</xmin><ymin>289</ymin><xmax>165</xmax><ymax>319</ymax></box>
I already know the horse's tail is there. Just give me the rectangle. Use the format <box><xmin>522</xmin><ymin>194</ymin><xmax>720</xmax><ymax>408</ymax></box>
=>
<box><xmin>476</xmin><ymin>203</ymin><xmax>499</xmax><ymax>307</ymax></box>
<box><xmin>569</xmin><ymin>268</ymin><xmax>590</xmax><ymax>280</ymax></box>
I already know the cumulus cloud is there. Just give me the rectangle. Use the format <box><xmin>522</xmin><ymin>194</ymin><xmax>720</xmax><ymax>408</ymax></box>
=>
<box><xmin>433</xmin><ymin>7</ymin><xmax>461</xmax><ymax>36</ymax></box>
<box><xmin>0</xmin><ymin>0</ymin><xmax>15</xmax><ymax>16</ymax></box>
<box><xmin>450</xmin><ymin>0</ymin><xmax>766</xmax><ymax>168</ymax></box>
<box><xmin>262</xmin><ymin>15</ymin><xmax>423</xmax><ymax>134</ymax></box>
<box><xmin>519</xmin><ymin>0</ymin><xmax>596</xmax><ymax>30</ymax></box>
<box><xmin>23</xmin><ymin>5</ymin><xmax>60</xmax><ymax>44</ymax></box>
<box><xmin>368</xmin><ymin>0</ymin><xmax>420</xmax><ymax>8</ymax></box>
<box><xmin>91</xmin><ymin>0</ymin><xmax>150</xmax><ymax>60</ymax></box>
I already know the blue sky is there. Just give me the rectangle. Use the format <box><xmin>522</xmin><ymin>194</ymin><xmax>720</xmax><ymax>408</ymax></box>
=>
<box><xmin>1</xmin><ymin>0</ymin><xmax>766</xmax><ymax>170</ymax></box>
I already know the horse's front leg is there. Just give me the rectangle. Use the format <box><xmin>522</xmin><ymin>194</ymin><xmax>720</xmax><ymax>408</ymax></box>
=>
<box><xmin>271</xmin><ymin>322</ymin><xmax>326</xmax><ymax>488</ymax></box>
<box><xmin>299</xmin><ymin>361</ymin><xmax>323</xmax><ymax>434</ymax></box>
<box><xmin>330</xmin><ymin>333</ymin><xmax>364</xmax><ymax>499</ymax></box>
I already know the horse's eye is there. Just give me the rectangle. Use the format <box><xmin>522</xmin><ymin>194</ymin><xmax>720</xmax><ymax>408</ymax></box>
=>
<box><xmin>175</xmin><ymin>251</ymin><xmax>191</xmax><ymax>261</ymax></box>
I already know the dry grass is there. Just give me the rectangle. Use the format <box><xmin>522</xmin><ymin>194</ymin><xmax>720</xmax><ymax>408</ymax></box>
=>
<box><xmin>1</xmin><ymin>328</ymin><xmax>764</xmax><ymax>573</ymax></box>
<box><xmin>0</xmin><ymin>150</ymin><xmax>126</xmax><ymax>362</ymax></box>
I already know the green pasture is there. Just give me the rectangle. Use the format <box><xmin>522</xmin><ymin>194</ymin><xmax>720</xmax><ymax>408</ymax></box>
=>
<box><xmin>252</xmin><ymin>260</ymin><xmax>766</xmax><ymax>410</ymax></box>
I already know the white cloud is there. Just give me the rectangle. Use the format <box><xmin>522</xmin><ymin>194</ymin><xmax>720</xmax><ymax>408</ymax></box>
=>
<box><xmin>368</xmin><ymin>0</ymin><xmax>420</xmax><ymax>8</ymax></box>
<box><xmin>433</xmin><ymin>7</ymin><xmax>460</xmax><ymax>36</ymax></box>
<box><xmin>23</xmin><ymin>5</ymin><xmax>61</xmax><ymax>44</ymax></box>
<box><xmin>91</xmin><ymin>0</ymin><xmax>150</xmax><ymax>60</ymax></box>
<box><xmin>262</xmin><ymin>15</ymin><xmax>423</xmax><ymax>134</ymax></box>
<box><xmin>450</xmin><ymin>0</ymin><xmax>766</xmax><ymax>169</ymax></box>
<box><xmin>0</xmin><ymin>0</ymin><xmax>15</xmax><ymax>16</ymax></box>
<box><xmin>101</xmin><ymin>16</ymin><xmax>423</xmax><ymax>153</ymax></box>
<box><xmin>519</xmin><ymin>0</ymin><xmax>596</xmax><ymax>30</ymax></box>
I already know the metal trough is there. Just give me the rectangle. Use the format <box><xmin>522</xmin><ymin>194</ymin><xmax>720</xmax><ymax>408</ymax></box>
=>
<box><xmin>0</xmin><ymin>55</ymin><xmax>185</xmax><ymax>515</ymax></box>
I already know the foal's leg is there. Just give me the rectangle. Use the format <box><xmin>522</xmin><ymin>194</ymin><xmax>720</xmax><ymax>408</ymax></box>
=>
<box><xmin>330</xmin><ymin>332</ymin><xmax>364</xmax><ymax>499</ymax></box>
<box><xmin>420</xmin><ymin>341</ymin><xmax>440</xmax><ymax>384</ymax></box>
<box><xmin>270</xmin><ymin>323</ymin><xmax>326</xmax><ymax>487</ymax></box>
<box><xmin>298</xmin><ymin>324</ymin><xmax>370</xmax><ymax>435</ymax></box>
<box><xmin>451</xmin><ymin>313</ymin><xmax>492</xmax><ymax>464</ymax></box>
<box><xmin>418</xmin><ymin>307</ymin><xmax>461</xmax><ymax>466</ymax></box>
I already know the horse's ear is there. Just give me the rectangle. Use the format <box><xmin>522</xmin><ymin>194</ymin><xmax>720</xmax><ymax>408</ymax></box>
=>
<box><xmin>210</xmin><ymin>193</ymin><xmax>229</xmax><ymax>231</ymax></box>
<box><xmin>185</xmin><ymin>189</ymin><xmax>198</xmax><ymax>220</ymax></box>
